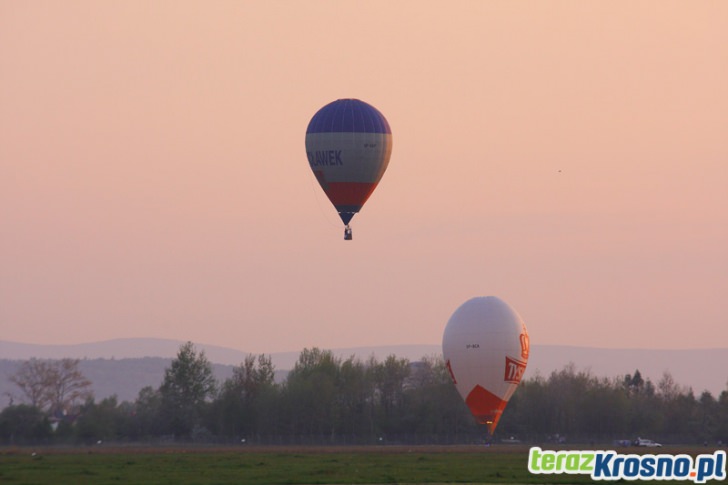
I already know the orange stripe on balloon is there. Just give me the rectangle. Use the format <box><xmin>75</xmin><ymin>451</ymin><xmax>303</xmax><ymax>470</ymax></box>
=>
<box><xmin>465</xmin><ymin>385</ymin><xmax>509</xmax><ymax>435</ymax></box>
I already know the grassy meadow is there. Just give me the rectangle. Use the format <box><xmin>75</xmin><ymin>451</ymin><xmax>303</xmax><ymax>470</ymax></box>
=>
<box><xmin>0</xmin><ymin>444</ymin><xmax>597</xmax><ymax>485</ymax></box>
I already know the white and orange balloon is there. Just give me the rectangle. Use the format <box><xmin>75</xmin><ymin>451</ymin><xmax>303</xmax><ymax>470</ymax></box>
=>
<box><xmin>442</xmin><ymin>296</ymin><xmax>530</xmax><ymax>435</ymax></box>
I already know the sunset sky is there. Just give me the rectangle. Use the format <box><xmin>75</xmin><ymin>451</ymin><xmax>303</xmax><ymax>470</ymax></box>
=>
<box><xmin>2</xmin><ymin>1</ymin><xmax>726</xmax><ymax>354</ymax></box>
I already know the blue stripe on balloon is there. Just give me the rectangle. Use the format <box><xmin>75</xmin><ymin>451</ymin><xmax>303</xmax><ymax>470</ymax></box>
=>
<box><xmin>337</xmin><ymin>210</ymin><xmax>358</xmax><ymax>225</ymax></box>
<box><xmin>306</xmin><ymin>99</ymin><xmax>391</xmax><ymax>134</ymax></box>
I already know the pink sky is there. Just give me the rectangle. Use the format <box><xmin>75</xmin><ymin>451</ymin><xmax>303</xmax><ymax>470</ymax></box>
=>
<box><xmin>1</xmin><ymin>1</ymin><xmax>726</xmax><ymax>353</ymax></box>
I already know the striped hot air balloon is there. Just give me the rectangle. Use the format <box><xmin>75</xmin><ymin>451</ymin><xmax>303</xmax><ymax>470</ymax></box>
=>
<box><xmin>305</xmin><ymin>99</ymin><xmax>392</xmax><ymax>240</ymax></box>
<box><xmin>442</xmin><ymin>296</ymin><xmax>530</xmax><ymax>436</ymax></box>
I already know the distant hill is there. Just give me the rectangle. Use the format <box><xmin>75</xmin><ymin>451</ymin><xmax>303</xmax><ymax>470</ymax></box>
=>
<box><xmin>1</xmin><ymin>339</ymin><xmax>726</xmax><ymax>409</ymax></box>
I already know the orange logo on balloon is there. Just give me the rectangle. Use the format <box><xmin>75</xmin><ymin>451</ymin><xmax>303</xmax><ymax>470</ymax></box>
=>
<box><xmin>520</xmin><ymin>329</ymin><xmax>530</xmax><ymax>360</ymax></box>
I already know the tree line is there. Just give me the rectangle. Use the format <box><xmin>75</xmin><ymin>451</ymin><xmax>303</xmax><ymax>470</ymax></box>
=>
<box><xmin>1</xmin><ymin>342</ymin><xmax>727</xmax><ymax>446</ymax></box>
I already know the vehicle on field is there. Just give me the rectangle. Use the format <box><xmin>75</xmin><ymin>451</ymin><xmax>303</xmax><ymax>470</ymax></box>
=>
<box><xmin>634</xmin><ymin>438</ymin><xmax>662</xmax><ymax>447</ymax></box>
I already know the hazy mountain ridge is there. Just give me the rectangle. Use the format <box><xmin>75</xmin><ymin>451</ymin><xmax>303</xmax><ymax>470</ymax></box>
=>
<box><xmin>1</xmin><ymin>339</ymin><xmax>726</xmax><ymax>410</ymax></box>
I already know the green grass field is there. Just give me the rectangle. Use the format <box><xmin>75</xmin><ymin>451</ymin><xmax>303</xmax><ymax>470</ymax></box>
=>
<box><xmin>0</xmin><ymin>444</ymin><xmax>716</xmax><ymax>484</ymax></box>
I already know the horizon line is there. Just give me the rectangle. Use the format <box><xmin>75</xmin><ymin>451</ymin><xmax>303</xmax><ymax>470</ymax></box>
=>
<box><xmin>2</xmin><ymin>337</ymin><xmax>727</xmax><ymax>353</ymax></box>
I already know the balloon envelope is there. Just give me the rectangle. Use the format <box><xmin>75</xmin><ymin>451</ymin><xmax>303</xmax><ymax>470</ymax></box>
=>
<box><xmin>442</xmin><ymin>296</ymin><xmax>530</xmax><ymax>435</ymax></box>
<box><xmin>305</xmin><ymin>99</ymin><xmax>392</xmax><ymax>226</ymax></box>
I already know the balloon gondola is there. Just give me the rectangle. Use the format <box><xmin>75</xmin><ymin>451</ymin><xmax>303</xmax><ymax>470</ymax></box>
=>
<box><xmin>305</xmin><ymin>99</ymin><xmax>392</xmax><ymax>240</ymax></box>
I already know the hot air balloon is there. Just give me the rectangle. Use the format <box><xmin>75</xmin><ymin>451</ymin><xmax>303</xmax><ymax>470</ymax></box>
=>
<box><xmin>442</xmin><ymin>296</ymin><xmax>530</xmax><ymax>436</ymax></box>
<box><xmin>305</xmin><ymin>99</ymin><xmax>392</xmax><ymax>240</ymax></box>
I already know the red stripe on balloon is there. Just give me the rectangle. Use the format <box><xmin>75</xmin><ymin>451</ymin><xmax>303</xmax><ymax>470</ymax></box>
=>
<box><xmin>324</xmin><ymin>182</ymin><xmax>378</xmax><ymax>208</ymax></box>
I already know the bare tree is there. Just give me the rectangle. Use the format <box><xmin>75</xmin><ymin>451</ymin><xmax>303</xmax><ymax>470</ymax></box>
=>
<box><xmin>9</xmin><ymin>358</ymin><xmax>93</xmax><ymax>414</ymax></box>
<box><xmin>46</xmin><ymin>358</ymin><xmax>93</xmax><ymax>415</ymax></box>
<box><xmin>8</xmin><ymin>359</ymin><xmax>54</xmax><ymax>410</ymax></box>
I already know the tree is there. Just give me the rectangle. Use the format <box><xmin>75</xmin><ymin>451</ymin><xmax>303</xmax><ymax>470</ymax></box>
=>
<box><xmin>623</xmin><ymin>369</ymin><xmax>645</xmax><ymax>394</ymax></box>
<box><xmin>284</xmin><ymin>348</ymin><xmax>341</xmax><ymax>439</ymax></box>
<box><xmin>46</xmin><ymin>358</ymin><xmax>94</xmax><ymax>415</ymax></box>
<box><xmin>211</xmin><ymin>354</ymin><xmax>276</xmax><ymax>439</ymax></box>
<box><xmin>336</xmin><ymin>356</ymin><xmax>376</xmax><ymax>440</ymax></box>
<box><xmin>372</xmin><ymin>354</ymin><xmax>411</xmax><ymax>435</ymax></box>
<box><xmin>132</xmin><ymin>386</ymin><xmax>163</xmax><ymax>439</ymax></box>
<box><xmin>229</xmin><ymin>354</ymin><xmax>275</xmax><ymax>398</ymax></box>
<box><xmin>159</xmin><ymin>342</ymin><xmax>217</xmax><ymax>438</ymax></box>
<box><xmin>75</xmin><ymin>396</ymin><xmax>128</xmax><ymax>443</ymax></box>
<box><xmin>658</xmin><ymin>372</ymin><xmax>696</xmax><ymax>442</ymax></box>
<box><xmin>403</xmin><ymin>355</ymin><xmax>475</xmax><ymax>442</ymax></box>
<box><xmin>695</xmin><ymin>391</ymin><xmax>718</xmax><ymax>444</ymax></box>
<box><xmin>9</xmin><ymin>358</ymin><xmax>92</xmax><ymax>415</ymax></box>
<box><xmin>717</xmin><ymin>389</ymin><xmax>728</xmax><ymax>444</ymax></box>
<box><xmin>0</xmin><ymin>404</ymin><xmax>52</xmax><ymax>445</ymax></box>
<box><xmin>8</xmin><ymin>359</ymin><xmax>53</xmax><ymax>410</ymax></box>
<box><xmin>502</xmin><ymin>375</ymin><xmax>551</xmax><ymax>439</ymax></box>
